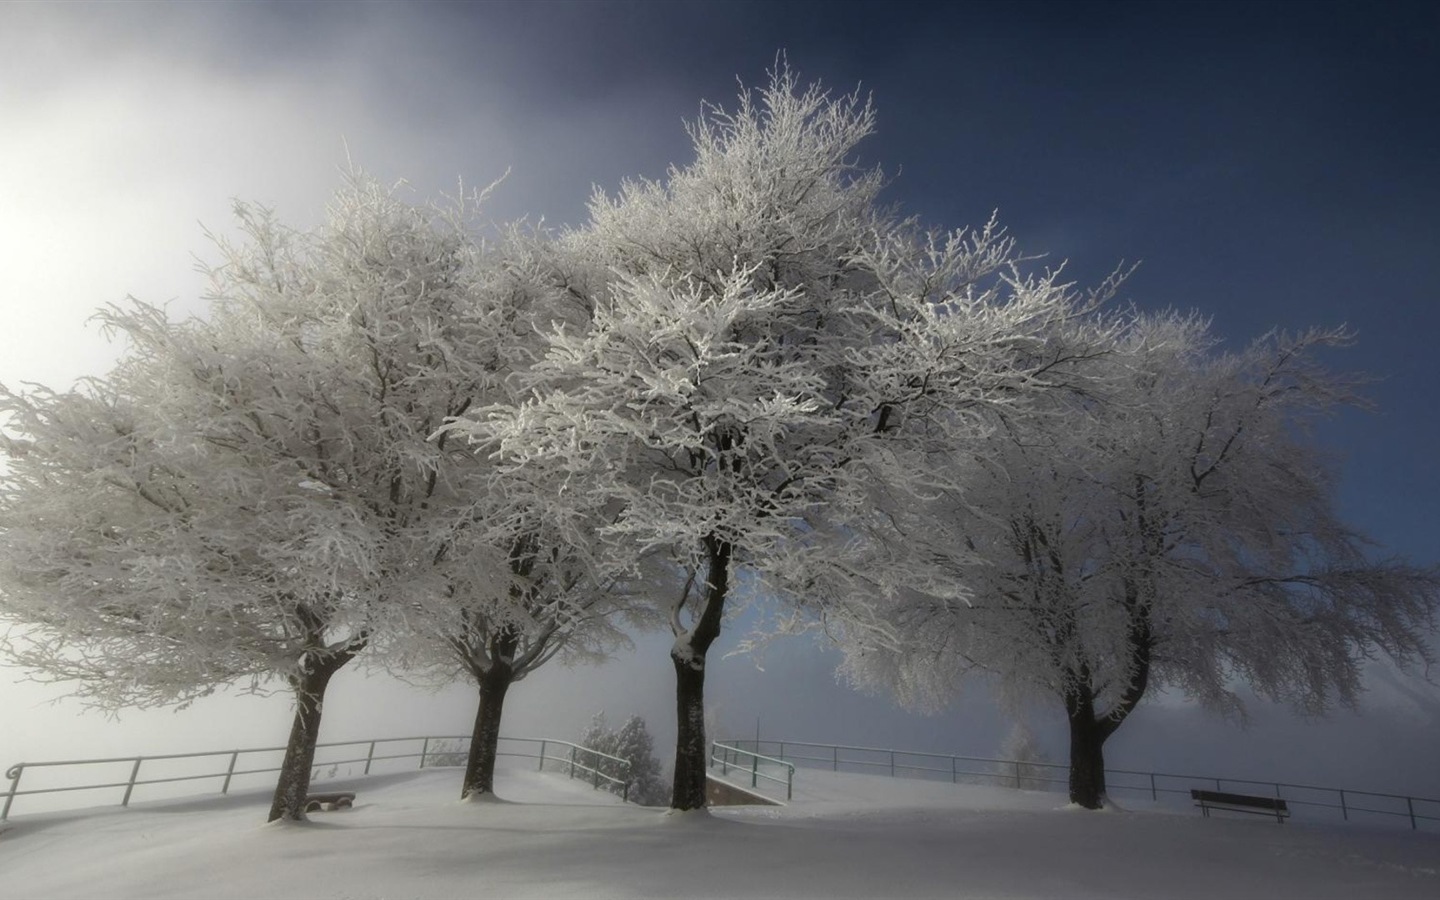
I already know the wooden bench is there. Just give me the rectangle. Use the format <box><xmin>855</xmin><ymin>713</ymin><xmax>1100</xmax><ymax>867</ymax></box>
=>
<box><xmin>304</xmin><ymin>792</ymin><xmax>355</xmax><ymax>812</ymax></box>
<box><xmin>1191</xmin><ymin>789</ymin><xmax>1288</xmax><ymax>823</ymax></box>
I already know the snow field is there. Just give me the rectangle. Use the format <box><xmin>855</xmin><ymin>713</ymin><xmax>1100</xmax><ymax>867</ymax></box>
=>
<box><xmin>1</xmin><ymin>761</ymin><xmax>1437</xmax><ymax>899</ymax></box>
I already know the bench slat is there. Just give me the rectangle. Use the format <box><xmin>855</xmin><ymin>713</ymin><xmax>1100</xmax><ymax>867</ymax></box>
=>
<box><xmin>1191</xmin><ymin>789</ymin><xmax>1288</xmax><ymax>823</ymax></box>
<box><xmin>1190</xmin><ymin>789</ymin><xmax>1287</xmax><ymax>811</ymax></box>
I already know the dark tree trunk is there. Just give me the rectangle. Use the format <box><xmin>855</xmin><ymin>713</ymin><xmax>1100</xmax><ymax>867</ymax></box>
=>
<box><xmin>1065</xmin><ymin>690</ymin><xmax>1109</xmax><ymax>810</ymax></box>
<box><xmin>1063</xmin><ymin>614</ymin><xmax>1151</xmax><ymax>810</ymax></box>
<box><xmin>669</xmin><ymin>535</ymin><xmax>731</xmax><ymax>811</ymax></box>
<box><xmin>1062</xmin><ymin>489</ymin><xmax>1159</xmax><ymax>811</ymax></box>
<box><xmin>461</xmin><ymin>663</ymin><xmax>515</xmax><ymax>800</ymax></box>
<box><xmin>268</xmin><ymin>663</ymin><xmax>338</xmax><ymax>823</ymax></box>
<box><xmin>267</xmin><ymin>622</ymin><xmax>367</xmax><ymax>824</ymax></box>
<box><xmin>670</xmin><ymin>649</ymin><xmax>711</xmax><ymax>810</ymax></box>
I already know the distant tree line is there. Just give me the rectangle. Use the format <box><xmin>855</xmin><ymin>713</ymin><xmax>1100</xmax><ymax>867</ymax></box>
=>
<box><xmin>2</xmin><ymin>65</ymin><xmax>1434</xmax><ymax>823</ymax></box>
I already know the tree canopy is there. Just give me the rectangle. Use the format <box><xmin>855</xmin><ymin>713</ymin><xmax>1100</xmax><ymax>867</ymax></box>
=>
<box><xmin>2</xmin><ymin>66</ymin><xmax>1434</xmax><ymax>824</ymax></box>
<box><xmin>837</xmin><ymin>313</ymin><xmax>1438</xmax><ymax>807</ymax></box>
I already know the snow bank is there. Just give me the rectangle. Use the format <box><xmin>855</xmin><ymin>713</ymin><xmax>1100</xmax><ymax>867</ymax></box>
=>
<box><xmin>1</xmin><ymin>761</ymin><xmax>1436</xmax><ymax>899</ymax></box>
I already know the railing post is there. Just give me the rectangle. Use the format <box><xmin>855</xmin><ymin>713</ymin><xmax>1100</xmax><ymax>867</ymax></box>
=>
<box><xmin>1339</xmin><ymin>789</ymin><xmax>1348</xmax><ymax>821</ymax></box>
<box><xmin>3</xmin><ymin>764</ymin><xmax>22</xmax><ymax>821</ymax></box>
<box><xmin>779</xmin><ymin>741</ymin><xmax>785</xmax><ymax>761</ymax></box>
<box><xmin>952</xmin><ymin>756</ymin><xmax>957</xmax><ymax>784</ymax></box>
<box><xmin>539</xmin><ymin>740</ymin><xmax>547</xmax><ymax>772</ymax></box>
<box><xmin>1150</xmin><ymin>773</ymin><xmax>1157</xmax><ymax>802</ymax></box>
<box><xmin>121</xmin><ymin>757</ymin><xmax>143</xmax><ymax>807</ymax></box>
<box><xmin>751</xmin><ymin>751</ymin><xmax>759</xmax><ymax>788</ymax></box>
<box><xmin>1014</xmin><ymin>760</ymin><xmax>1021</xmax><ymax>789</ymax></box>
<box><xmin>786</xmin><ymin>766</ymin><xmax>792</xmax><ymax>801</ymax></box>
<box><xmin>890</xmin><ymin>750</ymin><xmax>895</xmax><ymax>778</ymax></box>
<box><xmin>1408</xmin><ymin>797</ymin><xmax>1416</xmax><ymax>830</ymax></box>
<box><xmin>222</xmin><ymin>751</ymin><xmax>239</xmax><ymax>795</ymax></box>
<box><xmin>1215</xmin><ymin>778</ymin><xmax>1222</xmax><ymax>791</ymax></box>
<box><xmin>364</xmin><ymin>741</ymin><xmax>375</xmax><ymax>776</ymax></box>
<box><xmin>569</xmin><ymin>746</ymin><xmax>576</xmax><ymax>779</ymax></box>
<box><xmin>420</xmin><ymin>738</ymin><xmax>430</xmax><ymax>769</ymax></box>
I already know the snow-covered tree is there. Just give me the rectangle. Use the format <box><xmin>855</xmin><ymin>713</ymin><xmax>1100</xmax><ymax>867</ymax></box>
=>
<box><xmin>578</xmin><ymin>712</ymin><xmax>667</xmax><ymax>806</ymax></box>
<box><xmin>0</xmin><ymin>291</ymin><xmax>379</xmax><ymax>823</ymax></box>
<box><xmin>376</xmin><ymin>223</ymin><xmax>641</xmax><ymax>802</ymax></box>
<box><xmin>0</xmin><ymin>174</ymin><xmax>517</xmax><ymax>820</ymax></box>
<box><xmin>839</xmin><ymin>312</ymin><xmax>1440</xmax><ymax>809</ymax></box>
<box><xmin>412</xmin><ymin>500</ymin><xmax>634</xmax><ymax>801</ymax></box>
<box><xmin>450</xmin><ymin>65</ymin><xmax>1102</xmax><ymax>810</ymax></box>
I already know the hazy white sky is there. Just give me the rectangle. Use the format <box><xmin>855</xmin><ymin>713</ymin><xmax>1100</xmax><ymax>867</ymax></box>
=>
<box><xmin>2</xmin><ymin>1</ymin><xmax>1438</xmax><ymax>798</ymax></box>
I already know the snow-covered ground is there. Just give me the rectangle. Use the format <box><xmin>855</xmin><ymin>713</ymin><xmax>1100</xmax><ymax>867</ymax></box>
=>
<box><xmin>2</xmin><ymin>760</ymin><xmax>1437</xmax><ymax>899</ymax></box>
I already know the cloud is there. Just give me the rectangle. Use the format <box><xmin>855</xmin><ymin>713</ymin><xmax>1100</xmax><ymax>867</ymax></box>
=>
<box><xmin>0</xmin><ymin>6</ymin><xmax>490</xmax><ymax>389</ymax></box>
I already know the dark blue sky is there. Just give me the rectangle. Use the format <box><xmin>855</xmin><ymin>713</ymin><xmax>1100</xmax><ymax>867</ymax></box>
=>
<box><xmin>602</xmin><ymin>0</ymin><xmax>1440</xmax><ymax>564</ymax></box>
<box><xmin>207</xmin><ymin>0</ymin><xmax>1440</xmax><ymax>555</ymax></box>
<box><xmin>387</xmin><ymin>0</ymin><xmax>1440</xmax><ymax>562</ymax></box>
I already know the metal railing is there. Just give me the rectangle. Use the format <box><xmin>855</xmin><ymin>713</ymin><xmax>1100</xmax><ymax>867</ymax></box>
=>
<box><xmin>709</xmin><ymin>741</ymin><xmax>795</xmax><ymax>801</ymax></box>
<box><xmin>528</xmin><ymin>737</ymin><xmax>633</xmax><ymax>801</ymax></box>
<box><xmin>723</xmin><ymin>738</ymin><xmax>1440</xmax><ymax>832</ymax></box>
<box><xmin>2</xmin><ymin>734</ymin><xmax>631</xmax><ymax>821</ymax></box>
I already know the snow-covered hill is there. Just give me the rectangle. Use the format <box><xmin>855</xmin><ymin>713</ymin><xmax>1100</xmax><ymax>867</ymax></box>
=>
<box><xmin>1</xmin><ymin>761</ymin><xmax>1436</xmax><ymax>899</ymax></box>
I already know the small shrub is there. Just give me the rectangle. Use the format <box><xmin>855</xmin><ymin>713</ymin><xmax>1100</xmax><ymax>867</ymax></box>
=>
<box><xmin>999</xmin><ymin>721</ymin><xmax>1056</xmax><ymax>791</ymax></box>
<box><xmin>423</xmin><ymin>738</ymin><xmax>470</xmax><ymax>768</ymax></box>
<box><xmin>579</xmin><ymin>712</ymin><xmax>668</xmax><ymax>806</ymax></box>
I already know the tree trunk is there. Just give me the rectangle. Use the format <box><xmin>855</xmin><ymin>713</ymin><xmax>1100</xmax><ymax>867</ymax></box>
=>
<box><xmin>266</xmin><ymin>624</ymin><xmax>366</xmax><ymax>824</ymax></box>
<box><xmin>1065</xmin><ymin>702</ymin><xmax>1109</xmax><ymax>810</ymax></box>
<box><xmin>1063</xmin><ymin>600</ymin><xmax>1153</xmax><ymax>811</ymax></box>
<box><xmin>461</xmin><ymin>664</ymin><xmax>514</xmax><ymax>800</ymax></box>
<box><xmin>670</xmin><ymin>648</ymin><xmax>710</xmax><ymax>810</ymax></box>
<box><xmin>267</xmin><ymin>663</ymin><xmax>339</xmax><ymax>823</ymax></box>
<box><xmin>668</xmin><ymin>534</ymin><xmax>731</xmax><ymax>811</ymax></box>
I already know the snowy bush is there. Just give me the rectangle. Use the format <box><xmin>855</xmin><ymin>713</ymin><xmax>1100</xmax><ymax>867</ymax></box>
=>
<box><xmin>578</xmin><ymin>712</ymin><xmax>668</xmax><ymax>806</ymax></box>
<box><xmin>423</xmin><ymin>739</ymin><xmax>470</xmax><ymax>768</ymax></box>
<box><xmin>998</xmin><ymin>721</ymin><xmax>1056</xmax><ymax>791</ymax></box>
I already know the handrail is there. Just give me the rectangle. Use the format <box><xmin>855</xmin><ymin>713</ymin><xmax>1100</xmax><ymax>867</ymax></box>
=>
<box><xmin>709</xmin><ymin>741</ymin><xmax>795</xmax><ymax>801</ymax></box>
<box><xmin>519</xmin><ymin>737</ymin><xmax>632</xmax><ymax>801</ymax></box>
<box><xmin>723</xmin><ymin>737</ymin><xmax>1440</xmax><ymax>831</ymax></box>
<box><xmin>2</xmin><ymin>734</ymin><xmax>632</xmax><ymax>820</ymax></box>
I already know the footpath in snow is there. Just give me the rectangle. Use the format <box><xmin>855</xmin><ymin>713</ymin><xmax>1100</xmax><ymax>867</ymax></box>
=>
<box><xmin>1</xmin><ymin>760</ymin><xmax>1437</xmax><ymax>899</ymax></box>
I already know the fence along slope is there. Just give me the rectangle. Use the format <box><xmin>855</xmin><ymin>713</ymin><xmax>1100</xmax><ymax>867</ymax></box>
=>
<box><xmin>724</xmin><ymin>737</ymin><xmax>1440</xmax><ymax>831</ymax></box>
<box><xmin>2</xmin><ymin>734</ymin><xmax>632</xmax><ymax>820</ymax></box>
